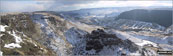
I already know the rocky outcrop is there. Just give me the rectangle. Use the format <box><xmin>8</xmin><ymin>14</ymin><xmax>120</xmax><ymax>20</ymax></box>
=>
<box><xmin>85</xmin><ymin>29</ymin><xmax>123</xmax><ymax>52</ymax></box>
<box><xmin>65</xmin><ymin>28</ymin><xmax>139</xmax><ymax>55</ymax></box>
<box><xmin>85</xmin><ymin>29</ymin><xmax>139</xmax><ymax>54</ymax></box>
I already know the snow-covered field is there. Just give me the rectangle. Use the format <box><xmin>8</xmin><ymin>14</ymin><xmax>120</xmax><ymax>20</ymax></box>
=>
<box><xmin>0</xmin><ymin>25</ymin><xmax>8</xmax><ymax>32</ymax></box>
<box><xmin>113</xmin><ymin>30</ymin><xmax>158</xmax><ymax>47</ymax></box>
<box><xmin>4</xmin><ymin>43</ymin><xmax>21</xmax><ymax>49</ymax></box>
<box><xmin>1</xmin><ymin>11</ymin><xmax>172</xmax><ymax>56</ymax></box>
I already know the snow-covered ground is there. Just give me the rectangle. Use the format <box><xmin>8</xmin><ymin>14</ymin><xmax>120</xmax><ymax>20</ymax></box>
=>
<box><xmin>106</xmin><ymin>29</ymin><xmax>173</xmax><ymax>55</ymax></box>
<box><xmin>0</xmin><ymin>25</ymin><xmax>8</xmax><ymax>32</ymax></box>
<box><xmin>110</xmin><ymin>30</ymin><xmax>158</xmax><ymax>47</ymax></box>
<box><xmin>32</xmin><ymin>14</ymin><xmax>71</xmax><ymax>56</ymax></box>
<box><xmin>8</xmin><ymin>31</ymin><xmax>23</xmax><ymax>43</ymax></box>
<box><xmin>4</xmin><ymin>43</ymin><xmax>21</xmax><ymax>49</ymax></box>
<box><xmin>0</xmin><ymin>51</ymin><xmax>3</xmax><ymax>56</ymax></box>
<box><xmin>135</xmin><ymin>40</ymin><xmax>157</xmax><ymax>47</ymax></box>
<box><xmin>0</xmin><ymin>34</ymin><xmax>4</xmax><ymax>37</ymax></box>
<box><xmin>65</xmin><ymin>27</ymin><xmax>87</xmax><ymax>46</ymax></box>
<box><xmin>69</xmin><ymin>21</ymin><xmax>103</xmax><ymax>33</ymax></box>
<box><xmin>3</xmin><ymin>31</ymin><xmax>23</xmax><ymax>49</ymax></box>
<box><xmin>131</xmin><ymin>34</ymin><xmax>173</xmax><ymax>45</ymax></box>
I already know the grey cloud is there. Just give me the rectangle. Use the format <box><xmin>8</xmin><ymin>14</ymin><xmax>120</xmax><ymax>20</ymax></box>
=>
<box><xmin>0</xmin><ymin>0</ymin><xmax>172</xmax><ymax>12</ymax></box>
<box><xmin>43</xmin><ymin>0</ymin><xmax>97</xmax><ymax>11</ymax></box>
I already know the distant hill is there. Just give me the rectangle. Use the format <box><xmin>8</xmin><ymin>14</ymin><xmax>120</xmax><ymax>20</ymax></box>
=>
<box><xmin>117</xmin><ymin>9</ymin><xmax>172</xmax><ymax>27</ymax></box>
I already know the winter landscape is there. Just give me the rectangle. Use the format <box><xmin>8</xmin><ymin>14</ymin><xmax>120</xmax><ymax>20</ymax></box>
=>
<box><xmin>0</xmin><ymin>0</ymin><xmax>172</xmax><ymax>56</ymax></box>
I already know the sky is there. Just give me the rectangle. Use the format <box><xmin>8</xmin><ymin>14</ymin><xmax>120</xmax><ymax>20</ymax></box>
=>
<box><xmin>0</xmin><ymin>0</ymin><xmax>172</xmax><ymax>12</ymax></box>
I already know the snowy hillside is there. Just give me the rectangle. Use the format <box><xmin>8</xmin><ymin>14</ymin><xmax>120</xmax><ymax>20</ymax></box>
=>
<box><xmin>0</xmin><ymin>10</ymin><xmax>172</xmax><ymax>56</ymax></box>
<box><xmin>106</xmin><ymin>19</ymin><xmax>165</xmax><ymax>32</ymax></box>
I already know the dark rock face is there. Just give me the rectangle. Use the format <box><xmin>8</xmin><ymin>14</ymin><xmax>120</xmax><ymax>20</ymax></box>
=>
<box><xmin>84</xmin><ymin>29</ymin><xmax>138</xmax><ymax>53</ymax></box>
<box><xmin>117</xmin><ymin>9</ymin><xmax>172</xmax><ymax>27</ymax></box>
<box><xmin>122</xmin><ymin>40</ymin><xmax>139</xmax><ymax>52</ymax></box>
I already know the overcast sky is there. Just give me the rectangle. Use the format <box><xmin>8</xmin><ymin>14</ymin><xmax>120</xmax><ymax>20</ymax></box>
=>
<box><xmin>0</xmin><ymin>0</ymin><xmax>172</xmax><ymax>12</ymax></box>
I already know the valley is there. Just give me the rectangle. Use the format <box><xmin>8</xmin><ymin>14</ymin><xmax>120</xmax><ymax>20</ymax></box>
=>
<box><xmin>0</xmin><ymin>7</ymin><xmax>172</xmax><ymax>56</ymax></box>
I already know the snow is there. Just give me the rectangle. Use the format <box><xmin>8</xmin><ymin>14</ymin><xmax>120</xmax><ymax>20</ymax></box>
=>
<box><xmin>40</xmin><ymin>48</ymin><xmax>43</xmax><ymax>50</ymax></box>
<box><xmin>0</xmin><ymin>34</ymin><xmax>4</xmax><ymax>37</ymax></box>
<box><xmin>110</xmin><ymin>19</ymin><xmax>165</xmax><ymax>32</ymax></box>
<box><xmin>113</xmin><ymin>30</ymin><xmax>158</xmax><ymax>47</ymax></box>
<box><xmin>45</xmin><ymin>19</ymin><xmax>49</xmax><ymax>24</ymax></box>
<box><xmin>9</xmin><ymin>31</ymin><xmax>23</xmax><ymax>43</ymax></box>
<box><xmin>32</xmin><ymin>14</ymin><xmax>69</xmax><ymax>56</ymax></box>
<box><xmin>85</xmin><ymin>49</ymin><xmax>96</xmax><ymax>55</ymax></box>
<box><xmin>129</xmin><ymin>32</ymin><xmax>173</xmax><ymax>45</ymax></box>
<box><xmin>65</xmin><ymin>27</ymin><xmax>87</xmax><ymax>46</ymax></box>
<box><xmin>32</xmin><ymin>15</ymin><xmax>57</xmax><ymax>38</ymax></box>
<box><xmin>0</xmin><ymin>25</ymin><xmax>8</xmax><ymax>32</ymax></box>
<box><xmin>129</xmin><ymin>51</ymin><xmax>141</xmax><ymax>56</ymax></box>
<box><xmin>70</xmin><ymin>21</ymin><xmax>102</xmax><ymax>33</ymax></box>
<box><xmin>135</xmin><ymin>40</ymin><xmax>158</xmax><ymax>47</ymax></box>
<box><xmin>34</xmin><ymin>43</ymin><xmax>37</xmax><ymax>47</ymax></box>
<box><xmin>142</xmin><ymin>48</ymin><xmax>157</xmax><ymax>56</ymax></box>
<box><xmin>0</xmin><ymin>51</ymin><xmax>3</xmax><ymax>56</ymax></box>
<box><xmin>114</xmin><ymin>30</ymin><xmax>142</xmax><ymax>43</ymax></box>
<box><xmin>43</xmin><ymin>15</ymin><xmax>50</xmax><ymax>19</ymax></box>
<box><xmin>4</xmin><ymin>43</ymin><xmax>21</xmax><ymax>49</ymax></box>
<box><xmin>4</xmin><ymin>31</ymin><xmax>23</xmax><ymax>49</ymax></box>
